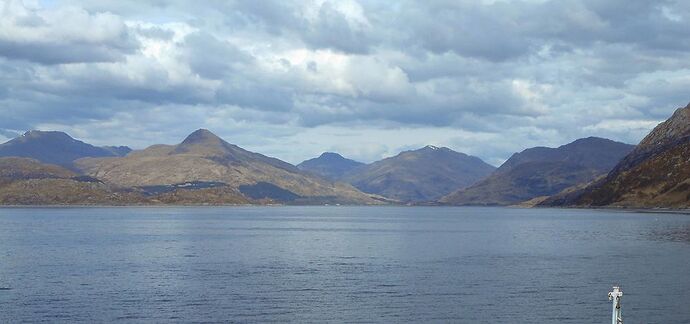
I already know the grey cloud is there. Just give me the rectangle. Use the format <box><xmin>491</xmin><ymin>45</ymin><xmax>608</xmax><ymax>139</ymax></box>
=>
<box><xmin>291</xmin><ymin>79</ymin><xmax>534</xmax><ymax>129</ymax></box>
<box><xmin>25</xmin><ymin>60</ymin><xmax>217</xmax><ymax>105</ymax></box>
<box><xmin>229</xmin><ymin>0</ymin><xmax>300</xmax><ymax>33</ymax></box>
<box><xmin>136</xmin><ymin>26</ymin><xmax>175</xmax><ymax>40</ymax></box>
<box><xmin>0</xmin><ymin>41</ymin><xmax>133</xmax><ymax>65</ymax></box>
<box><xmin>229</xmin><ymin>0</ymin><xmax>375</xmax><ymax>53</ymax></box>
<box><xmin>393</xmin><ymin>0</ymin><xmax>690</xmax><ymax>62</ymax></box>
<box><xmin>396</xmin><ymin>1</ymin><xmax>533</xmax><ymax>61</ymax></box>
<box><xmin>180</xmin><ymin>31</ymin><xmax>254</xmax><ymax>80</ymax></box>
<box><xmin>216</xmin><ymin>84</ymin><xmax>295</xmax><ymax>112</ymax></box>
<box><xmin>299</xmin><ymin>1</ymin><xmax>374</xmax><ymax>54</ymax></box>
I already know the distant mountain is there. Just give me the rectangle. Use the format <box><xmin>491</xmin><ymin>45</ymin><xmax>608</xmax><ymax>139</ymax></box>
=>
<box><xmin>0</xmin><ymin>130</ymin><xmax>131</xmax><ymax>167</ymax></box>
<box><xmin>542</xmin><ymin>103</ymin><xmax>690</xmax><ymax>208</ymax></box>
<box><xmin>75</xmin><ymin>129</ymin><xmax>382</xmax><ymax>205</ymax></box>
<box><xmin>441</xmin><ymin>137</ymin><xmax>635</xmax><ymax>206</ymax></box>
<box><xmin>297</xmin><ymin>152</ymin><xmax>365</xmax><ymax>180</ymax></box>
<box><xmin>340</xmin><ymin>145</ymin><xmax>495</xmax><ymax>202</ymax></box>
<box><xmin>101</xmin><ymin>146</ymin><xmax>132</xmax><ymax>157</ymax></box>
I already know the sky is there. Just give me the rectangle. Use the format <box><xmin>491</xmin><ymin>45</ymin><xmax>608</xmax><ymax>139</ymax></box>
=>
<box><xmin>1</xmin><ymin>0</ymin><xmax>690</xmax><ymax>166</ymax></box>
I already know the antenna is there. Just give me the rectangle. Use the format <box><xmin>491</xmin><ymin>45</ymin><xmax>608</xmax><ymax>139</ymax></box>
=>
<box><xmin>608</xmin><ymin>285</ymin><xmax>623</xmax><ymax>324</ymax></box>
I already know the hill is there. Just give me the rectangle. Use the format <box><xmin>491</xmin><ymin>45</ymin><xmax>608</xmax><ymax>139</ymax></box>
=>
<box><xmin>297</xmin><ymin>152</ymin><xmax>365</xmax><ymax>180</ymax></box>
<box><xmin>341</xmin><ymin>145</ymin><xmax>495</xmax><ymax>202</ymax></box>
<box><xmin>441</xmin><ymin>137</ymin><xmax>635</xmax><ymax>206</ymax></box>
<box><xmin>0</xmin><ymin>157</ymin><xmax>144</xmax><ymax>205</ymax></box>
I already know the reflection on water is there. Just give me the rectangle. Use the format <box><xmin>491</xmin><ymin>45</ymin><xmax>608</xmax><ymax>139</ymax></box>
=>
<box><xmin>0</xmin><ymin>206</ymin><xmax>690</xmax><ymax>323</ymax></box>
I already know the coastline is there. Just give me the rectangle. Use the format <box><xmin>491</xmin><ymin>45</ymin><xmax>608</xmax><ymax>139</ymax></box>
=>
<box><xmin>1</xmin><ymin>203</ymin><xmax>688</xmax><ymax>215</ymax></box>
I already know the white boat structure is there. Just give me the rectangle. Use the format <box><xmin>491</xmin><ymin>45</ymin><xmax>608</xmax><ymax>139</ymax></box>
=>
<box><xmin>608</xmin><ymin>286</ymin><xmax>623</xmax><ymax>324</ymax></box>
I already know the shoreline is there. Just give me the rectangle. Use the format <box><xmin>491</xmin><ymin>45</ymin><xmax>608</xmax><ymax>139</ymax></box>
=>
<box><xmin>1</xmin><ymin>204</ymin><xmax>689</xmax><ymax>215</ymax></box>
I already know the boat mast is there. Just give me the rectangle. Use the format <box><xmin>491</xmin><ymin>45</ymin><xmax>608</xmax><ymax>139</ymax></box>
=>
<box><xmin>608</xmin><ymin>285</ymin><xmax>623</xmax><ymax>324</ymax></box>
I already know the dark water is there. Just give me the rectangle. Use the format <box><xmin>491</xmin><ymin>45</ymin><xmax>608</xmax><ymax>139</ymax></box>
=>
<box><xmin>1</xmin><ymin>207</ymin><xmax>690</xmax><ymax>323</ymax></box>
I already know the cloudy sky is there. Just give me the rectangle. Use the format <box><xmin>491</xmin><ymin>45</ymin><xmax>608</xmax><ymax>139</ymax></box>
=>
<box><xmin>1</xmin><ymin>0</ymin><xmax>689</xmax><ymax>165</ymax></box>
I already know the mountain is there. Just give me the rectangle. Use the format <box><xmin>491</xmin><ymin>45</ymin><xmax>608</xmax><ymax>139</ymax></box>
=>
<box><xmin>0</xmin><ymin>130</ymin><xmax>131</xmax><ymax>167</ymax></box>
<box><xmin>101</xmin><ymin>146</ymin><xmax>132</xmax><ymax>157</ymax></box>
<box><xmin>0</xmin><ymin>157</ymin><xmax>248</xmax><ymax>205</ymax></box>
<box><xmin>542</xmin><ymin>103</ymin><xmax>690</xmax><ymax>208</ymax></box>
<box><xmin>441</xmin><ymin>137</ymin><xmax>635</xmax><ymax>206</ymax></box>
<box><xmin>0</xmin><ymin>157</ymin><xmax>144</xmax><ymax>205</ymax></box>
<box><xmin>0</xmin><ymin>157</ymin><xmax>76</xmax><ymax>185</ymax></box>
<box><xmin>297</xmin><ymin>152</ymin><xmax>365</xmax><ymax>180</ymax></box>
<box><xmin>75</xmin><ymin>129</ymin><xmax>381</xmax><ymax>205</ymax></box>
<box><xmin>340</xmin><ymin>145</ymin><xmax>495</xmax><ymax>202</ymax></box>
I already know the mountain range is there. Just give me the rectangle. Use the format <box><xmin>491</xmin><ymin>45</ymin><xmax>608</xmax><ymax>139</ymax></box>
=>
<box><xmin>0</xmin><ymin>131</ymin><xmax>499</xmax><ymax>205</ymax></box>
<box><xmin>75</xmin><ymin>129</ymin><xmax>381</xmax><ymax>205</ymax></box>
<box><xmin>441</xmin><ymin>137</ymin><xmax>635</xmax><ymax>206</ymax></box>
<box><xmin>0</xmin><ymin>129</ymin><xmax>383</xmax><ymax>205</ymax></box>
<box><xmin>2</xmin><ymin>101</ymin><xmax>689</xmax><ymax>209</ymax></box>
<box><xmin>542</xmin><ymin>103</ymin><xmax>690</xmax><ymax>208</ymax></box>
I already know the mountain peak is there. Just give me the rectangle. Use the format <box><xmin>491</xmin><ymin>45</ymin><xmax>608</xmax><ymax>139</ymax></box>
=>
<box><xmin>297</xmin><ymin>152</ymin><xmax>364</xmax><ymax>180</ymax></box>
<box><xmin>21</xmin><ymin>130</ymin><xmax>73</xmax><ymax>141</ymax></box>
<box><xmin>416</xmin><ymin>145</ymin><xmax>454</xmax><ymax>153</ymax></box>
<box><xmin>180</xmin><ymin>129</ymin><xmax>224</xmax><ymax>145</ymax></box>
<box><xmin>172</xmin><ymin>129</ymin><xmax>231</xmax><ymax>156</ymax></box>
<box><xmin>498</xmin><ymin>136</ymin><xmax>634</xmax><ymax>174</ymax></box>
<box><xmin>404</xmin><ymin>145</ymin><xmax>458</xmax><ymax>157</ymax></box>
<box><xmin>318</xmin><ymin>152</ymin><xmax>345</xmax><ymax>159</ymax></box>
<box><xmin>563</xmin><ymin>136</ymin><xmax>625</xmax><ymax>149</ymax></box>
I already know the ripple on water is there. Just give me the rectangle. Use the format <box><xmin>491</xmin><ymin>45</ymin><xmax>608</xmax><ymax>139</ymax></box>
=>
<box><xmin>649</xmin><ymin>225</ymin><xmax>690</xmax><ymax>243</ymax></box>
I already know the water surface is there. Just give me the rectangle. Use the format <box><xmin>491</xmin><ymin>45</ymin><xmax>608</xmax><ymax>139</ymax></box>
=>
<box><xmin>1</xmin><ymin>207</ymin><xmax>689</xmax><ymax>322</ymax></box>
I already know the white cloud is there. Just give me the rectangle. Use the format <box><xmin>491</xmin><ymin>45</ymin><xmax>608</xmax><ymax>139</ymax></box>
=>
<box><xmin>0</xmin><ymin>0</ymin><xmax>138</xmax><ymax>64</ymax></box>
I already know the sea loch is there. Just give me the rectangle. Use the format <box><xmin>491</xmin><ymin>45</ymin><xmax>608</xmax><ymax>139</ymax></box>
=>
<box><xmin>1</xmin><ymin>206</ymin><xmax>689</xmax><ymax>323</ymax></box>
